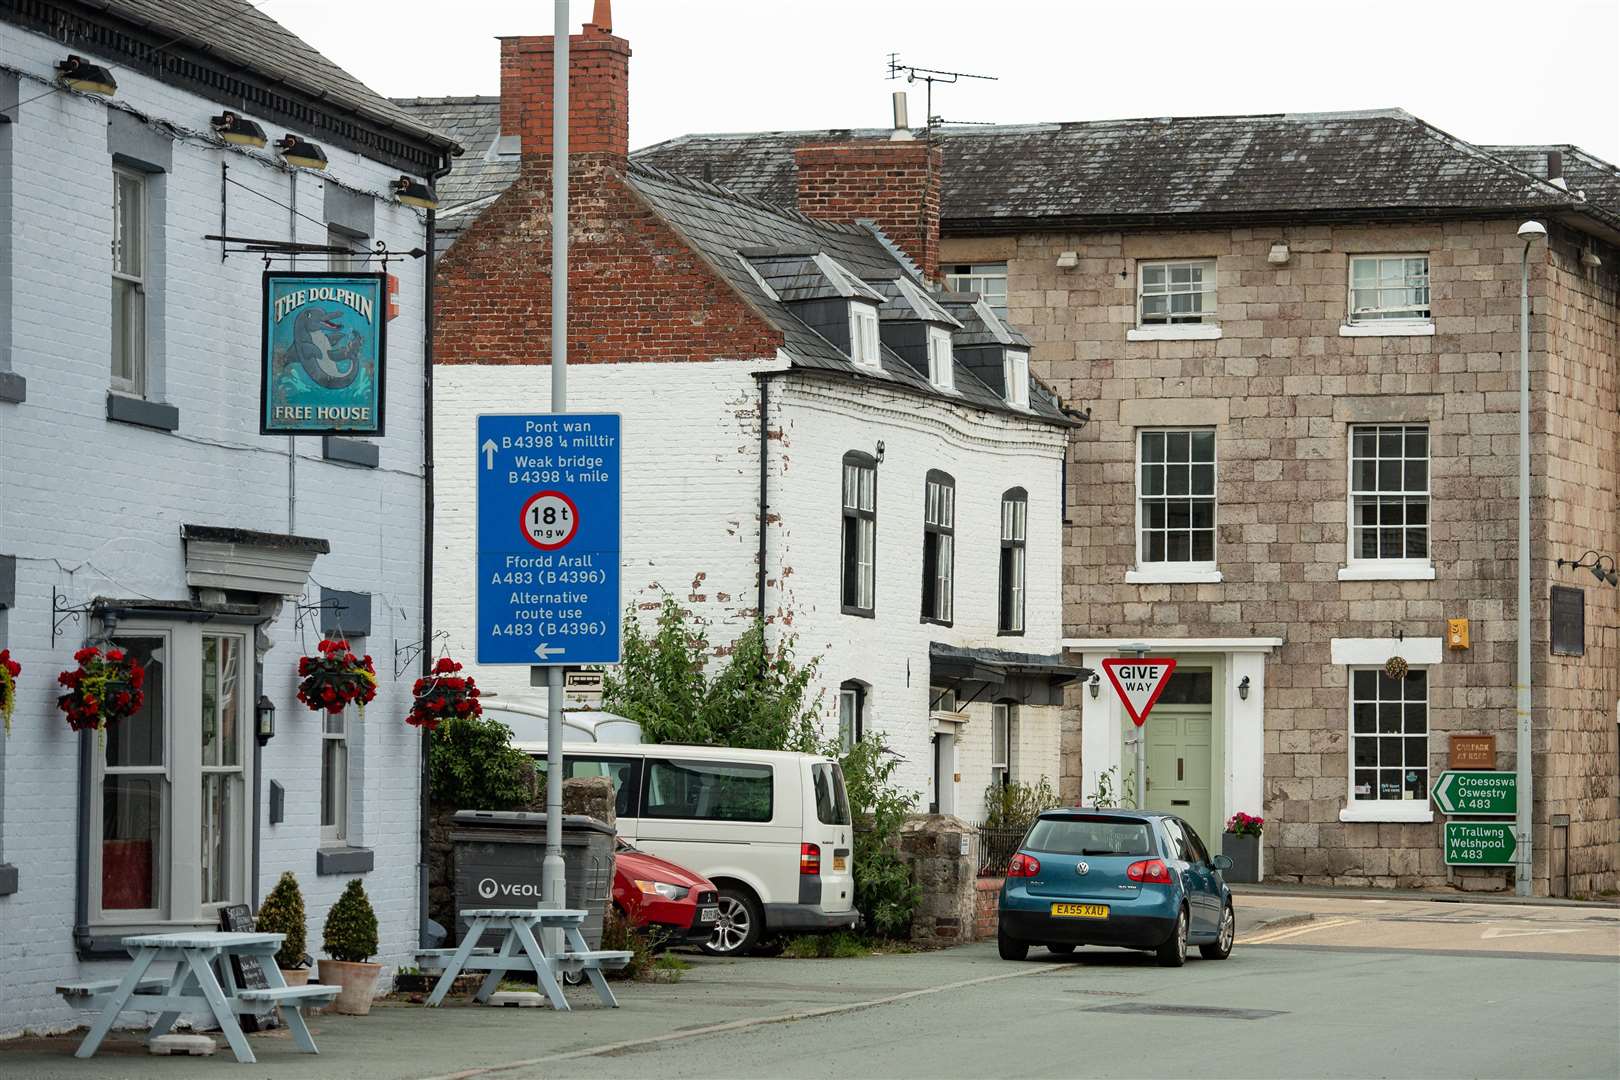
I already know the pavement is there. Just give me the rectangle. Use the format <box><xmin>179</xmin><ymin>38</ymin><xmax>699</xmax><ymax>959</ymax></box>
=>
<box><xmin>2</xmin><ymin>894</ymin><xmax>1615</xmax><ymax>1079</ymax></box>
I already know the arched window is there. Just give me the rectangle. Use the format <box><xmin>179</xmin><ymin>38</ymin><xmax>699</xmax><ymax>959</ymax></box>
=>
<box><xmin>921</xmin><ymin>470</ymin><xmax>955</xmax><ymax>624</ymax></box>
<box><xmin>999</xmin><ymin>487</ymin><xmax>1027</xmax><ymax>634</ymax></box>
<box><xmin>841</xmin><ymin>452</ymin><xmax>877</xmax><ymax>615</ymax></box>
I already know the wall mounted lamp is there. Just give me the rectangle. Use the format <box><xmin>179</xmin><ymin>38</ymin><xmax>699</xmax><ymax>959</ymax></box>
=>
<box><xmin>255</xmin><ymin>694</ymin><xmax>276</xmax><ymax>745</ymax></box>
<box><xmin>276</xmin><ymin>134</ymin><xmax>328</xmax><ymax>170</ymax></box>
<box><xmin>392</xmin><ymin>174</ymin><xmax>439</xmax><ymax>210</ymax></box>
<box><xmin>211</xmin><ymin>111</ymin><xmax>267</xmax><ymax>148</ymax></box>
<box><xmin>1556</xmin><ymin>550</ymin><xmax>1619</xmax><ymax>586</ymax></box>
<box><xmin>1238</xmin><ymin>675</ymin><xmax>1251</xmax><ymax>701</ymax></box>
<box><xmin>56</xmin><ymin>55</ymin><xmax>117</xmax><ymax>96</ymax></box>
<box><xmin>1088</xmin><ymin>673</ymin><xmax>1100</xmax><ymax>699</ymax></box>
<box><xmin>874</xmin><ymin>440</ymin><xmax>886</xmax><ymax>464</ymax></box>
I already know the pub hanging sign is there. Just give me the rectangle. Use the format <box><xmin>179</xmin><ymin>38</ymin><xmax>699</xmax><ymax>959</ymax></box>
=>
<box><xmin>261</xmin><ymin>272</ymin><xmax>386</xmax><ymax>436</ymax></box>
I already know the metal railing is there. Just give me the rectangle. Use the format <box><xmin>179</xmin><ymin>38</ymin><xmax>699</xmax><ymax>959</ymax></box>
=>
<box><xmin>977</xmin><ymin>825</ymin><xmax>1027</xmax><ymax>877</ymax></box>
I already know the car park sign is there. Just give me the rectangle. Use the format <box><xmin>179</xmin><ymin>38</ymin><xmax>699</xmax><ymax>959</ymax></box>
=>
<box><xmin>476</xmin><ymin>414</ymin><xmax>621</xmax><ymax>665</ymax></box>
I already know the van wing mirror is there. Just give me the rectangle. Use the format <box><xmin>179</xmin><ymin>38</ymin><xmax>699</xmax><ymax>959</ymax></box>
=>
<box><xmin>1212</xmin><ymin>854</ymin><xmax>1234</xmax><ymax>872</ymax></box>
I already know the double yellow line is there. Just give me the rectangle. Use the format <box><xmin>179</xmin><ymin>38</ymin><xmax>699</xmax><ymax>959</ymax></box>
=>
<box><xmin>1243</xmin><ymin>916</ymin><xmax>1359</xmax><ymax>945</ymax></box>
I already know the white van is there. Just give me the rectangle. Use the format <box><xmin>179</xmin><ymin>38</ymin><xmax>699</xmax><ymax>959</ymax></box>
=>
<box><xmin>516</xmin><ymin>741</ymin><xmax>858</xmax><ymax>955</ymax></box>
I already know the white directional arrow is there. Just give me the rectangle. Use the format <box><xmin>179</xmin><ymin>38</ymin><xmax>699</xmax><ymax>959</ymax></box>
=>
<box><xmin>1481</xmin><ymin>925</ymin><xmax>1584</xmax><ymax>940</ymax></box>
<box><xmin>533</xmin><ymin>643</ymin><xmax>566</xmax><ymax>660</ymax></box>
<box><xmin>481</xmin><ymin>438</ymin><xmax>498</xmax><ymax>469</ymax></box>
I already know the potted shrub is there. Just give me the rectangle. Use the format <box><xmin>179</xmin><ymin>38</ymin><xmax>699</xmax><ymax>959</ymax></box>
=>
<box><xmin>257</xmin><ymin>871</ymin><xmax>312</xmax><ymax>986</ymax></box>
<box><xmin>320</xmin><ymin>879</ymin><xmax>382</xmax><ymax>1014</ymax></box>
<box><xmin>1222</xmin><ymin>811</ymin><xmax>1263</xmax><ymax>883</ymax></box>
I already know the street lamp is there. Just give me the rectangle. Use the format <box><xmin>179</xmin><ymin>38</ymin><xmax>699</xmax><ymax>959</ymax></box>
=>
<box><xmin>1515</xmin><ymin>219</ymin><xmax>1544</xmax><ymax>898</ymax></box>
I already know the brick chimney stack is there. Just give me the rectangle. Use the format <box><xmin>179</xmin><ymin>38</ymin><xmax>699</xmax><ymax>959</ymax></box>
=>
<box><xmin>794</xmin><ymin>139</ymin><xmax>943</xmax><ymax>281</ymax></box>
<box><xmin>498</xmin><ymin>0</ymin><xmax>630</xmax><ymax>160</ymax></box>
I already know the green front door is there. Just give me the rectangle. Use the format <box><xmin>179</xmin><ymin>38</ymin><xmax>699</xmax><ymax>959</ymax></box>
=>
<box><xmin>1144</xmin><ymin>710</ymin><xmax>1213</xmax><ymax>845</ymax></box>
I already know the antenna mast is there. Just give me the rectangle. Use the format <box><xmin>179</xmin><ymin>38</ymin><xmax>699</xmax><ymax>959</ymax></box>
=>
<box><xmin>886</xmin><ymin>53</ymin><xmax>998</xmax><ymax>140</ymax></box>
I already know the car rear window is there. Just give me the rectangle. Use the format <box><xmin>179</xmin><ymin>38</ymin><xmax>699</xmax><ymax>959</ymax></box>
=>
<box><xmin>1023</xmin><ymin>816</ymin><xmax>1154</xmax><ymax>857</ymax></box>
<box><xmin>813</xmin><ymin>763</ymin><xmax>851</xmax><ymax>825</ymax></box>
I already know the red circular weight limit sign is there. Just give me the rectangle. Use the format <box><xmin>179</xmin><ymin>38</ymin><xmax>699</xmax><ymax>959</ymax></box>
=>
<box><xmin>520</xmin><ymin>490</ymin><xmax>579</xmax><ymax>550</ymax></box>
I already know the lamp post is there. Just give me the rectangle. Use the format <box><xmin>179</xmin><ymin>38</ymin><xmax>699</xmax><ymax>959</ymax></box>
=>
<box><xmin>1515</xmin><ymin>219</ymin><xmax>1545</xmax><ymax>898</ymax></box>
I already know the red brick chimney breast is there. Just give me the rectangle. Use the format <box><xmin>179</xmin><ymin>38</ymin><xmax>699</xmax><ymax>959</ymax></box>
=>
<box><xmin>794</xmin><ymin>140</ymin><xmax>942</xmax><ymax>281</ymax></box>
<box><xmin>498</xmin><ymin>20</ymin><xmax>630</xmax><ymax>159</ymax></box>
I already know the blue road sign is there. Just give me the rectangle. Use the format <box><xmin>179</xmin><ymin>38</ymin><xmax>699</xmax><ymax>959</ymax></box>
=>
<box><xmin>476</xmin><ymin>413</ymin><xmax>621</xmax><ymax>665</ymax></box>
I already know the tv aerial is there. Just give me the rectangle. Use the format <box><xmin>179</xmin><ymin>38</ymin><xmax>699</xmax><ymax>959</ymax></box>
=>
<box><xmin>886</xmin><ymin>54</ymin><xmax>997</xmax><ymax>136</ymax></box>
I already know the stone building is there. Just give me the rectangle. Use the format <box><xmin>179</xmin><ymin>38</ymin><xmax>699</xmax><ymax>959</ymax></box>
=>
<box><xmin>395</xmin><ymin>3</ymin><xmax>1085</xmax><ymax>833</ymax></box>
<box><xmin>0</xmin><ymin>0</ymin><xmax>457</xmax><ymax>1034</ymax></box>
<box><xmin>638</xmin><ymin>110</ymin><xmax>1620</xmax><ymax>895</ymax></box>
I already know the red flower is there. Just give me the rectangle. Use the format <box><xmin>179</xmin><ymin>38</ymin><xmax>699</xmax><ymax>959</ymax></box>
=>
<box><xmin>73</xmin><ymin>646</ymin><xmax>99</xmax><ymax>664</ymax></box>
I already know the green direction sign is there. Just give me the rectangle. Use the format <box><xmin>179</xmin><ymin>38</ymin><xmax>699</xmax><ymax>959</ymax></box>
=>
<box><xmin>1431</xmin><ymin>770</ymin><xmax>1517</xmax><ymax>816</ymax></box>
<box><xmin>1443</xmin><ymin>821</ymin><xmax>1517</xmax><ymax>866</ymax></box>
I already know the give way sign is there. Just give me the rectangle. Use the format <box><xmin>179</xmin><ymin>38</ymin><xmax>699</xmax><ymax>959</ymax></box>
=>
<box><xmin>1101</xmin><ymin>658</ymin><xmax>1178</xmax><ymax>727</ymax></box>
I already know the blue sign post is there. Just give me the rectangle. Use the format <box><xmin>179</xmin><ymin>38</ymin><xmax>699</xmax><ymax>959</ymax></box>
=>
<box><xmin>476</xmin><ymin>414</ymin><xmax>621</xmax><ymax>665</ymax></box>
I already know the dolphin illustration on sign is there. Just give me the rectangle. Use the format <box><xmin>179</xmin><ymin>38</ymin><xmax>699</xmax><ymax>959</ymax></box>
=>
<box><xmin>288</xmin><ymin>306</ymin><xmax>361</xmax><ymax>389</ymax></box>
<box><xmin>261</xmin><ymin>272</ymin><xmax>386</xmax><ymax>435</ymax></box>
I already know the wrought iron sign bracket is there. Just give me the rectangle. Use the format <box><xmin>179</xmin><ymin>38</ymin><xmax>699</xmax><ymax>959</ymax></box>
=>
<box><xmin>51</xmin><ymin>587</ymin><xmax>96</xmax><ymax>648</ymax></box>
<box><xmin>394</xmin><ymin>630</ymin><xmax>449</xmax><ymax>680</ymax></box>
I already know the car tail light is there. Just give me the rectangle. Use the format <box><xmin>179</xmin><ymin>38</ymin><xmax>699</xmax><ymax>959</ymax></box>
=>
<box><xmin>1006</xmin><ymin>852</ymin><xmax>1040</xmax><ymax>878</ymax></box>
<box><xmin>1126</xmin><ymin>858</ymin><xmax>1172</xmax><ymax>884</ymax></box>
<box><xmin>800</xmin><ymin>843</ymin><xmax>821</xmax><ymax>875</ymax></box>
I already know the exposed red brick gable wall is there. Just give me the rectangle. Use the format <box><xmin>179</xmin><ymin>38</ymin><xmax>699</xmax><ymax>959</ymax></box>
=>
<box><xmin>433</xmin><ymin>156</ymin><xmax>784</xmax><ymax>366</ymax></box>
<box><xmin>794</xmin><ymin>141</ymin><xmax>943</xmax><ymax>281</ymax></box>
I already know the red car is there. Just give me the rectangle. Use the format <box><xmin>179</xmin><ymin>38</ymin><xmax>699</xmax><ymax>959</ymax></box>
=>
<box><xmin>613</xmin><ymin>839</ymin><xmax>720</xmax><ymax>947</ymax></box>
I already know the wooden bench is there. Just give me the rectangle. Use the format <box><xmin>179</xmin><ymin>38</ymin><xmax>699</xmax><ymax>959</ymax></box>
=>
<box><xmin>415</xmin><ymin>947</ymin><xmax>494</xmax><ymax>972</ymax></box>
<box><xmin>555</xmin><ymin>949</ymin><xmax>633</xmax><ymax>971</ymax></box>
<box><xmin>57</xmin><ymin>977</ymin><xmax>169</xmax><ymax>1002</ymax></box>
<box><xmin>234</xmin><ymin>985</ymin><xmax>339</xmax><ymax>1007</ymax></box>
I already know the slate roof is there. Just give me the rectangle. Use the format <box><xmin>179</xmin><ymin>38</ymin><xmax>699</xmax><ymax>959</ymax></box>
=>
<box><xmin>85</xmin><ymin>1</ymin><xmax>457</xmax><ymax>154</ymax></box>
<box><xmin>1479</xmin><ymin>145</ymin><xmax>1620</xmax><ymax>223</ymax></box>
<box><xmin>392</xmin><ymin>96</ymin><xmax>513</xmax><ymax>234</ymax></box>
<box><xmin>873</xmin><ymin>276</ymin><xmax>961</xmax><ymax>327</ymax></box>
<box><xmin>623</xmin><ymin>162</ymin><xmax>1070</xmax><ymax>425</ymax></box>
<box><xmin>633</xmin><ymin>109</ymin><xmax>1607</xmax><ymax>234</ymax></box>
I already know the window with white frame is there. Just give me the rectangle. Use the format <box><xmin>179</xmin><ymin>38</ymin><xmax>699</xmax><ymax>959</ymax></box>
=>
<box><xmin>1348</xmin><ymin>255</ymin><xmax>1430</xmax><ymax>323</ymax></box>
<box><xmin>838</xmin><ymin>682</ymin><xmax>865</xmax><ymax>753</ymax></box>
<box><xmin>112</xmin><ymin>167</ymin><xmax>147</xmax><ymax>395</ymax></box>
<box><xmin>1003</xmin><ymin>350</ymin><xmax>1029</xmax><ymax>408</ymax></box>
<box><xmin>944</xmin><ymin>262</ymin><xmax>1007</xmax><ymax>318</ymax></box>
<box><xmin>927</xmin><ymin>326</ymin><xmax>954</xmax><ymax>389</ymax></box>
<box><xmin>999</xmin><ymin>488</ymin><xmax>1027</xmax><ymax>634</ymax></box>
<box><xmin>1349</xmin><ymin>425</ymin><xmax>1430</xmax><ymax>564</ymax></box>
<box><xmin>841</xmin><ymin>452</ymin><xmax>877</xmax><ymax>615</ymax></box>
<box><xmin>95</xmin><ymin>625</ymin><xmax>252</xmax><ymax>927</ymax></box>
<box><xmin>990</xmin><ymin>703</ymin><xmax>1015</xmax><ymax>787</ymax></box>
<box><xmin>849</xmin><ymin>303</ymin><xmax>881</xmax><ymax>368</ymax></box>
<box><xmin>321</xmin><ymin>707</ymin><xmax>350</xmax><ymax>844</ymax></box>
<box><xmin>1350</xmin><ymin>667</ymin><xmax>1428</xmax><ymax>803</ymax></box>
<box><xmin>921</xmin><ymin>471</ymin><xmax>955</xmax><ymax>623</ymax></box>
<box><xmin>1138</xmin><ymin>260</ymin><xmax>1216</xmax><ymax>325</ymax></box>
<box><xmin>1137</xmin><ymin>429</ymin><xmax>1216</xmax><ymax>567</ymax></box>
<box><xmin>327</xmin><ymin>224</ymin><xmax>366</xmax><ymax>272</ymax></box>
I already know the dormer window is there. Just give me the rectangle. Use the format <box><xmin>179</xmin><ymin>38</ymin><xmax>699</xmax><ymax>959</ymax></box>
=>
<box><xmin>1003</xmin><ymin>350</ymin><xmax>1029</xmax><ymax>407</ymax></box>
<box><xmin>926</xmin><ymin>327</ymin><xmax>954</xmax><ymax>390</ymax></box>
<box><xmin>849</xmin><ymin>303</ymin><xmax>881</xmax><ymax>368</ymax></box>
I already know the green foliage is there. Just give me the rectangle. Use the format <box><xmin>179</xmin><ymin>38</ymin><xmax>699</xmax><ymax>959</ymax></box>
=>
<box><xmin>1087</xmin><ymin>765</ymin><xmax>1137</xmax><ymax>809</ymax></box>
<box><xmin>838</xmin><ymin>736</ymin><xmax>920</xmax><ymax>939</ymax></box>
<box><xmin>600</xmin><ymin>906</ymin><xmax>656</xmax><ymax>981</ymax></box>
<box><xmin>428</xmin><ymin>712</ymin><xmax>532</xmax><ymax>810</ymax></box>
<box><xmin>256</xmin><ymin>871</ymin><xmax>308</xmax><ymax>970</ymax></box>
<box><xmin>780</xmin><ymin>931</ymin><xmax>868</xmax><ymax>958</ymax></box>
<box><xmin>322</xmin><ymin>879</ymin><xmax>379</xmax><ymax>963</ymax></box>
<box><xmin>603</xmin><ymin>597</ymin><xmax>821</xmax><ymax>751</ymax></box>
<box><xmin>982</xmin><ymin>776</ymin><xmax>1061</xmax><ymax>831</ymax></box>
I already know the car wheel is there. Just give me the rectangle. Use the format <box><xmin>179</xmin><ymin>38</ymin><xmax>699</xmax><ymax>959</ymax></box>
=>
<box><xmin>1047</xmin><ymin>943</ymin><xmax>1076</xmax><ymax>955</ymax></box>
<box><xmin>701</xmin><ymin>888</ymin><xmax>762</xmax><ymax>957</ymax></box>
<box><xmin>997</xmin><ymin>924</ymin><xmax>1029</xmax><ymax>962</ymax></box>
<box><xmin>1199</xmin><ymin>903</ymin><xmax>1235</xmax><ymax>960</ymax></box>
<box><xmin>1155</xmin><ymin>906</ymin><xmax>1188</xmax><ymax>968</ymax></box>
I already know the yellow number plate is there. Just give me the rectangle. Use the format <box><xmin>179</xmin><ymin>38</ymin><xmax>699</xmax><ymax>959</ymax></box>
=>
<box><xmin>1051</xmin><ymin>903</ymin><xmax>1109</xmax><ymax>919</ymax></box>
<box><xmin>833</xmin><ymin>856</ymin><xmax>847</xmax><ymax>872</ymax></box>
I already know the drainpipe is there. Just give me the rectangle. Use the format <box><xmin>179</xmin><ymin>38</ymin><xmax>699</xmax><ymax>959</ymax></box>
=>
<box><xmin>755</xmin><ymin>373</ymin><xmax>771</xmax><ymax>630</ymax></box>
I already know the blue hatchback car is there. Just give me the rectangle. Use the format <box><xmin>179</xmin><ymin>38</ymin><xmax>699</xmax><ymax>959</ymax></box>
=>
<box><xmin>997</xmin><ymin>808</ymin><xmax>1235</xmax><ymax>967</ymax></box>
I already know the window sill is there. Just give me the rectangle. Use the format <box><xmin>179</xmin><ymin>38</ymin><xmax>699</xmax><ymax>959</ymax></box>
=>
<box><xmin>997</xmin><ymin>628</ymin><xmax>1026</xmax><ymax>637</ymax></box>
<box><xmin>1339</xmin><ymin>322</ymin><xmax>1435</xmax><ymax>338</ymax></box>
<box><xmin>106</xmin><ymin>392</ymin><xmax>179</xmax><ymax>432</ymax></box>
<box><xmin>841</xmin><ymin>606</ymin><xmax>876</xmax><ymax>620</ymax></box>
<box><xmin>0</xmin><ymin>863</ymin><xmax>17</xmax><ymax>896</ymax></box>
<box><xmin>1338</xmin><ymin>563</ymin><xmax>1436</xmax><ymax>582</ymax></box>
<box><xmin>1127</xmin><ymin>324</ymin><xmax>1222</xmax><ymax>341</ymax></box>
<box><xmin>316</xmin><ymin>846</ymin><xmax>374</xmax><ymax>876</ymax></box>
<box><xmin>0</xmin><ymin>371</ymin><xmax>24</xmax><ymax>405</ymax></box>
<box><xmin>1126</xmin><ymin>568</ymin><xmax>1223</xmax><ymax>585</ymax></box>
<box><xmin>920</xmin><ymin>615</ymin><xmax>954</xmax><ymax>628</ymax></box>
<box><xmin>1338</xmin><ymin>804</ymin><xmax>1434</xmax><ymax>824</ymax></box>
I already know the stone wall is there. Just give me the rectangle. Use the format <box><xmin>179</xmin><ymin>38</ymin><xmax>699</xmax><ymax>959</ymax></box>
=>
<box><xmin>899</xmin><ymin>815</ymin><xmax>978</xmax><ymax>946</ymax></box>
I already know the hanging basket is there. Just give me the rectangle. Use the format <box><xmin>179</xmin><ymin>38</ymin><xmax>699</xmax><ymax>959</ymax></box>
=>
<box><xmin>1384</xmin><ymin>655</ymin><xmax>1410</xmax><ymax>680</ymax></box>
<box><xmin>0</xmin><ymin>648</ymin><xmax>21</xmax><ymax>736</ymax></box>
<box><xmin>407</xmin><ymin>656</ymin><xmax>481</xmax><ymax>731</ymax></box>
<box><xmin>296</xmin><ymin>639</ymin><xmax>378</xmax><ymax>717</ymax></box>
<box><xmin>57</xmin><ymin>646</ymin><xmax>146</xmax><ymax>734</ymax></box>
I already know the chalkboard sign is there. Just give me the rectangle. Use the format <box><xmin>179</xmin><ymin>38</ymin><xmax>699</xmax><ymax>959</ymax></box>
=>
<box><xmin>220</xmin><ymin>904</ymin><xmax>273</xmax><ymax>1031</ymax></box>
<box><xmin>1550</xmin><ymin>585</ymin><xmax>1585</xmax><ymax>656</ymax></box>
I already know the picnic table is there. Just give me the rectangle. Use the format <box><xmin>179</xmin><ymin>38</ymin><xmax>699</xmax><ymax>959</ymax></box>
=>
<box><xmin>417</xmin><ymin>908</ymin><xmax>631</xmax><ymax>1010</ymax></box>
<box><xmin>57</xmin><ymin>931</ymin><xmax>336</xmax><ymax>1064</ymax></box>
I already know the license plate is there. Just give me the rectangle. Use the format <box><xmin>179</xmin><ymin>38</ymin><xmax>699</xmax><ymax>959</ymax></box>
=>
<box><xmin>833</xmin><ymin>856</ymin><xmax>847</xmax><ymax>872</ymax></box>
<box><xmin>698</xmin><ymin>906</ymin><xmax>719</xmax><ymax>923</ymax></box>
<box><xmin>1051</xmin><ymin>903</ymin><xmax>1109</xmax><ymax>919</ymax></box>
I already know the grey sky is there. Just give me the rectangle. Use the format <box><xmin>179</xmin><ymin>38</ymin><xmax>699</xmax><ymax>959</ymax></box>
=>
<box><xmin>277</xmin><ymin>0</ymin><xmax>1620</xmax><ymax>163</ymax></box>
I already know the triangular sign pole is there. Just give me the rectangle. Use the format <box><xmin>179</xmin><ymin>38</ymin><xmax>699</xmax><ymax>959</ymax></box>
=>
<box><xmin>1101</xmin><ymin>657</ymin><xmax>1178</xmax><ymax>727</ymax></box>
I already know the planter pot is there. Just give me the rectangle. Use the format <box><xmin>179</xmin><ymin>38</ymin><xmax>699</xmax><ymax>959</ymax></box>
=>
<box><xmin>1221</xmin><ymin>831</ymin><xmax>1261</xmax><ymax>883</ymax></box>
<box><xmin>279</xmin><ymin>967</ymin><xmax>311</xmax><ymax>987</ymax></box>
<box><xmin>319</xmin><ymin>959</ymin><xmax>382</xmax><ymax>1015</ymax></box>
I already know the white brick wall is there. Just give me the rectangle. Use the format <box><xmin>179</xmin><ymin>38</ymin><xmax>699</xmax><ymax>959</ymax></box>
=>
<box><xmin>0</xmin><ymin>26</ymin><xmax>432</xmax><ymax>1036</ymax></box>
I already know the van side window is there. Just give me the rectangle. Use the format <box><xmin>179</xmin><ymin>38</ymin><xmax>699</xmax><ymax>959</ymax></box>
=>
<box><xmin>640</xmin><ymin>759</ymin><xmax>773</xmax><ymax>823</ymax></box>
<box><xmin>813</xmin><ymin>763</ymin><xmax>851</xmax><ymax>826</ymax></box>
<box><xmin>535</xmin><ymin>756</ymin><xmax>643</xmax><ymax>820</ymax></box>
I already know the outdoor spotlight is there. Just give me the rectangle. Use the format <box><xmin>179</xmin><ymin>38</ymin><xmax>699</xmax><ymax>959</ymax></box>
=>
<box><xmin>1267</xmin><ymin>242</ymin><xmax>1290</xmax><ymax>265</ymax></box>
<box><xmin>392</xmin><ymin>174</ymin><xmax>440</xmax><ymax>210</ymax></box>
<box><xmin>1555</xmin><ymin>550</ymin><xmax>1618</xmax><ymax>587</ymax></box>
<box><xmin>211</xmin><ymin>111</ymin><xmax>267</xmax><ymax>148</ymax></box>
<box><xmin>1055</xmin><ymin>251</ymin><xmax>1078</xmax><ymax>269</ymax></box>
<box><xmin>255</xmin><ymin>694</ymin><xmax>276</xmax><ymax>745</ymax></box>
<box><xmin>1238</xmin><ymin>675</ymin><xmax>1251</xmax><ymax>701</ymax></box>
<box><xmin>1517</xmin><ymin>220</ymin><xmax>1547</xmax><ymax>241</ymax></box>
<box><xmin>56</xmin><ymin>55</ymin><xmax>117</xmax><ymax>96</ymax></box>
<box><xmin>276</xmin><ymin>134</ymin><xmax>328</xmax><ymax>170</ymax></box>
<box><xmin>1580</xmin><ymin>249</ymin><xmax>1602</xmax><ymax>270</ymax></box>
